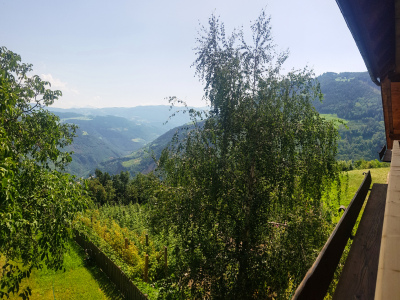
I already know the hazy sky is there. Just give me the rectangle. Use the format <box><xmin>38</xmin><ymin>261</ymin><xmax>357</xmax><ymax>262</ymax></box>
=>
<box><xmin>1</xmin><ymin>0</ymin><xmax>366</xmax><ymax>108</ymax></box>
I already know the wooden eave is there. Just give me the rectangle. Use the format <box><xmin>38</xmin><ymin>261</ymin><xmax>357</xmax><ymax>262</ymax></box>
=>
<box><xmin>336</xmin><ymin>0</ymin><xmax>397</xmax><ymax>149</ymax></box>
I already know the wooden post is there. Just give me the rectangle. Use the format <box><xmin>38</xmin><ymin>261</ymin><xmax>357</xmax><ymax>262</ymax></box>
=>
<box><xmin>145</xmin><ymin>234</ymin><xmax>149</xmax><ymax>246</ymax></box>
<box><xmin>164</xmin><ymin>246</ymin><xmax>168</xmax><ymax>275</ymax></box>
<box><xmin>90</xmin><ymin>216</ymin><xmax>93</xmax><ymax>223</ymax></box>
<box><xmin>125</xmin><ymin>238</ymin><xmax>129</xmax><ymax>249</ymax></box>
<box><xmin>144</xmin><ymin>254</ymin><xmax>149</xmax><ymax>283</ymax></box>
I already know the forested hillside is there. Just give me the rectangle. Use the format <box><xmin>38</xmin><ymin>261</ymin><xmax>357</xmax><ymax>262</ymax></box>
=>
<box><xmin>95</xmin><ymin>72</ymin><xmax>386</xmax><ymax>177</ymax></box>
<box><xmin>316</xmin><ymin>71</ymin><xmax>385</xmax><ymax>161</ymax></box>
<box><xmin>97</xmin><ymin>123</ymin><xmax>195</xmax><ymax>175</ymax></box>
<box><xmin>51</xmin><ymin>107</ymin><xmax>194</xmax><ymax>177</ymax></box>
<box><xmin>54</xmin><ymin>71</ymin><xmax>385</xmax><ymax>178</ymax></box>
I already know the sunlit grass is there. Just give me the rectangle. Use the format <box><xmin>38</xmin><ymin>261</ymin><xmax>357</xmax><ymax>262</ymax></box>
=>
<box><xmin>320</xmin><ymin>113</ymin><xmax>348</xmax><ymax>124</ymax></box>
<box><xmin>340</xmin><ymin>167</ymin><xmax>389</xmax><ymax>207</ymax></box>
<box><xmin>2</xmin><ymin>241</ymin><xmax>123</xmax><ymax>300</ymax></box>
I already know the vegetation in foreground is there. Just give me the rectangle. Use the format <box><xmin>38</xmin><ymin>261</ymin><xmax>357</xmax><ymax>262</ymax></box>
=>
<box><xmin>0</xmin><ymin>47</ymin><xmax>89</xmax><ymax>298</ymax></box>
<box><xmin>79</xmin><ymin>167</ymin><xmax>390</xmax><ymax>299</ymax></box>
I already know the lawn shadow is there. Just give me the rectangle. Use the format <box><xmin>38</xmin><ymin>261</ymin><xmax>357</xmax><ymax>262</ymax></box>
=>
<box><xmin>71</xmin><ymin>241</ymin><xmax>124</xmax><ymax>300</ymax></box>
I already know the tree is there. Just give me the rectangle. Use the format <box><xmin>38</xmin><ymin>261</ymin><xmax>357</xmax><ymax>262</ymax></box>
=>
<box><xmin>0</xmin><ymin>47</ymin><xmax>88</xmax><ymax>298</ymax></box>
<box><xmin>153</xmin><ymin>11</ymin><xmax>340</xmax><ymax>299</ymax></box>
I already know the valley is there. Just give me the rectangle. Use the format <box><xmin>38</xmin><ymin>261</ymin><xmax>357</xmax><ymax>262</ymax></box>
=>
<box><xmin>54</xmin><ymin>71</ymin><xmax>385</xmax><ymax>178</ymax></box>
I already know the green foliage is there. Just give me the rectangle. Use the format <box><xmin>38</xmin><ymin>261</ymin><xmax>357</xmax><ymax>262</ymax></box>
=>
<box><xmin>337</xmin><ymin>159</ymin><xmax>390</xmax><ymax>171</ymax></box>
<box><xmin>152</xmin><ymin>12</ymin><xmax>340</xmax><ymax>299</ymax></box>
<box><xmin>87</xmin><ymin>169</ymin><xmax>160</xmax><ymax>206</ymax></box>
<box><xmin>75</xmin><ymin>207</ymin><xmax>163</xmax><ymax>299</ymax></box>
<box><xmin>0</xmin><ymin>47</ymin><xmax>89</xmax><ymax>298</ymax></box>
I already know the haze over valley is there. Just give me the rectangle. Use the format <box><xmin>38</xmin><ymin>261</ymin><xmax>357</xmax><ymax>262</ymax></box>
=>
<box><xmin>52</xmin><ymin>71</ymin><xmax>384</xmax><ymax>178</ymax></box>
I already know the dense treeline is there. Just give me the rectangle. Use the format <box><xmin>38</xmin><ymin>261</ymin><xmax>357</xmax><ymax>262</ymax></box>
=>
<box><xmin>337</xmin><ymin>159</ymin><xmax>389</xmax><ymax>171</ymax></box>
<box><xmin>87</xmin><ymin>169</ymin><xmax>159</xmax><ymax>205</ymax></box>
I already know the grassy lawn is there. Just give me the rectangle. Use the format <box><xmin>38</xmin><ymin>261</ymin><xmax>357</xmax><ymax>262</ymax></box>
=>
<box><xmin>340</xmin><ymin>167</ymin><xmax>389</xmax><ymax>207</ymax></box>
<box><xmin>2</xmin><ymin>241</ymin><xmax>123</xmax><ymax>300</ymax></box>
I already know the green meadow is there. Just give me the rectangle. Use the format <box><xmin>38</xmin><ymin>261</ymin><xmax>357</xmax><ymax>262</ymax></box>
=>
<box><xmin>1</xmin><ymin>242</ymin><xmax>123</xmax><ymax>300</ymax></box>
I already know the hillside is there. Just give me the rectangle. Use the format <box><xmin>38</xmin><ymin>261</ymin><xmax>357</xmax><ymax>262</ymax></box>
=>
<box><xmin>55</xmin><ymin>72</ymin><xmax>386</xmax><ymax>177</ymax></box>
<box><xmin>96</xmin><ymin>125</ymin><xmax>184</xmax><ymax>175</ymax></box>
<box><xmin>315</xmin><ymin>72</ymin><xmax>382</xmax><ymax>120</ymax></box>
<box><xmin>53</xmin><ymin>106</ymin><xmax>197</xmax><ymax>177</ymax></box>
<box><xmin>316</xmin><ymin>72</ymin><xmax>385</xmax><ymax>161</ymax></box>
<box><xmin>100</xmin><ymin>72</ymin><xmax>386</xmax><ymax>177</ymax></box>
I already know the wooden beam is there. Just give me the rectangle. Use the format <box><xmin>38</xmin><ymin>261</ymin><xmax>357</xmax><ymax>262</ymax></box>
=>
<box><xmin>391</xmin><ymin>82</ymin><xmax>400</xmax><ymax>134</ymax></box>
<box><xmin>375</xmin><ymin>140</ymin><xmax>400</xmax><ymax>300</ymax></box>
<box><xmin>389</xmin><ymin>133</ymin><xmax>400</xmax><ymax>140</ymax></box>
<box><xmin>383</xmin><ymin>149</ymin><xmax>392</xmax><ymax>162</ymax></box>
<box><xmin>381</xmin><ymin>77</ymin><xmax>393</xmax><ymax>149</ymax></box>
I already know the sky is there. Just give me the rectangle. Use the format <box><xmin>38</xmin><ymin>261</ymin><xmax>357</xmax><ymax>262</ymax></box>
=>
<box><xmin>1</xmin><ymin>0</ymin><xmax>367</xmax><ymax>108</ymax></box>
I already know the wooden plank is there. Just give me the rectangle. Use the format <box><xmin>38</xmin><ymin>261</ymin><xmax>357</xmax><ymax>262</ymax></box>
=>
<box><xmin>383</xmin><ymin>149</ymin><xmax>392</xmax><ymax>162</ymax></box>
<box><xmin>391</xmin><ymin>82</ymin><xmax>400</xmax><ymax>133</ymax></box>
<box><xmin>292</xmin><ymin>171</ymin><xmax>371</xmax><ymax>300</ymax></box>
<box><xmin>375</xmin><ymin>140</ymin><xmax>400</xmax><ymax>300</ymax></box>
<box><xmin>333</xmin><ymin>183</ymin><xmax>387</xmax><ymax>300</ymax></box>
<box><xmin>379</xmin><ymin>145</ymin><xmax>387</xmax><ymax>161</ymax></box>
<box><xmin>381</xmin><ymin>77</ymin><xmax>393</xmax><ymax>149</ymax></box>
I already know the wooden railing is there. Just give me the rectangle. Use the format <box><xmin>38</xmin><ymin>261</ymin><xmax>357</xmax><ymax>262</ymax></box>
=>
<box><xmin>379</xmin><ymin>145</ymin><xmax>386</xmax><ymax>161</ymax></box>
<box><xmin>75</xmin><ymin>232</ymin><xmax>148</xmax><ymax>300</ymax></box>
<box><xmin>292</xmin><ymin>171</ymin><xmax>372</xmax><ymax>299</ymax></box>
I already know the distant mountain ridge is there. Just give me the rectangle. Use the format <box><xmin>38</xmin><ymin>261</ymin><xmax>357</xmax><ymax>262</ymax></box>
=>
<box><xmin>54</xmin><ymin>72</ymin><xmax>385</xmax><ymax>177</ymax></box>
<box><xmin>51</xmin><ymin>106</ymin><xmax>202</xmax><ymax>177</ymax></box>
<box><xmin>49</xmin><ymin>105</ymin><xmax>202</xmax><ymax>130</ymax></box>
<box><xmin>96</xmin><ymin>72</ymin><xmax>386</xmax><ymax>177</ymax></box>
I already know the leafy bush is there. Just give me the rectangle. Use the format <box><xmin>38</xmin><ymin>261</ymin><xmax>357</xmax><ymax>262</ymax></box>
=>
<box><xmin>337</xmin><ymin>159</ymin><xmax>390</xmax><ymax>171</ymax></box>
<box><xmin>76</xmin><ymin>210</ymin><xmax>166</xmax><ymax>283</ymax></box>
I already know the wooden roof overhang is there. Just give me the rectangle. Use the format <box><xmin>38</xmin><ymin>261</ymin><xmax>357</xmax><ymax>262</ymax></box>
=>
<box><xmin>336</xmin><ymin>0</ymin><xmax>398</xmax><ymax>148</ymax></box>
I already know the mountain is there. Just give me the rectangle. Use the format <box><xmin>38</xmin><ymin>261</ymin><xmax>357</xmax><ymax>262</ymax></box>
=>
<box><xmin>96</xmin><ymin>125</ymin><xmax>185</xmax><ymax>176</ymax></box>
<box><xmin>49</xmin><ymin>105</ymin><xmax>199</xmax><ymax>131</ymax></box>
<box><xmin>98</xmin><ymin>72</ymin><xmax>386</xmax><ymax>177</ymax></box>
<box><xmin>315</xmin><ymin>72</ymin><xmax>385</xmax><ymax>161</ymax></box>
<box><xmin>54</xmin><ymin>73</ymin><xmax>385</xmax><ymax>177</ymax></box>
<box><xmin>315</xmin><ymin>72</ymin><xmax>382</xmax><ymax>120</ymax></box>
<box><xmin>52</xmin><ymin>106</ymin><xmax>201</xmax><ymax>177</ymax></box>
